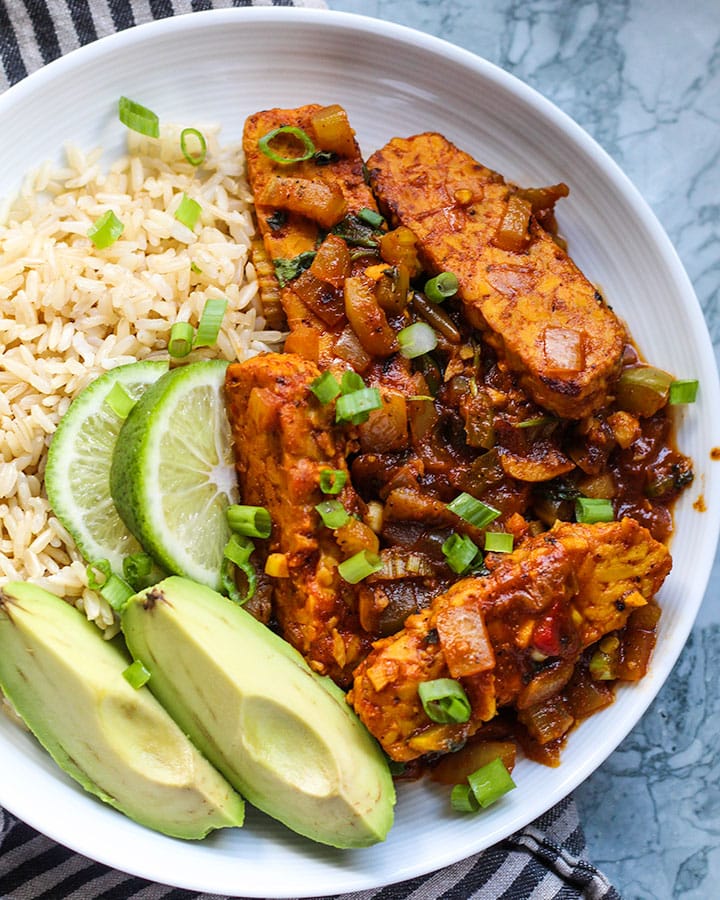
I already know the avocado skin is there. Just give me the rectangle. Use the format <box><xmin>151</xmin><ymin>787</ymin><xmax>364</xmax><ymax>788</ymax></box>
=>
<box><xmin>0</xmin><ymin>582</ymin><xmax>245</xmax><ymax>839</ymax></box>
<box><xmin>121</xmin><ymin>576</ymin><xmax>396</xmax><ymax>849</ymax></box>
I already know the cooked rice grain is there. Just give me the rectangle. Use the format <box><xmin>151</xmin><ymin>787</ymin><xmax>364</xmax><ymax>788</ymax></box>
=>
<box><xmin>0</xmin><ymin>125</ymin><xmax>281</xmax><ymax>628</ymax></box>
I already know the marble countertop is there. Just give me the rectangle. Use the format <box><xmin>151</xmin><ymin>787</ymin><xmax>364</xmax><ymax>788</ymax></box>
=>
<box><xmin>328</xmin><ymin>1</ymin><xmax>720</xmax><ymax>897</ymax></box>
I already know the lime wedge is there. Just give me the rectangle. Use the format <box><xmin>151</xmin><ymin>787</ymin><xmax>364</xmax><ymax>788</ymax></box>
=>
<box><xmin>110</xmin><ymin>360</ymin><xmax>238</xmax><ymax>590</ymax></box>
<box><xmin>45</xmin><ymin>361</ymin><xmax>169</xmax><ymax>575</ymax></box>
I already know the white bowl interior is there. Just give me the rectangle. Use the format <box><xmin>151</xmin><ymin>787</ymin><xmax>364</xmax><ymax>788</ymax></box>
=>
<box><xmin>1</xmin><ymin>8</ymin><xmax>718</xmax><ymax>897</ymax></box>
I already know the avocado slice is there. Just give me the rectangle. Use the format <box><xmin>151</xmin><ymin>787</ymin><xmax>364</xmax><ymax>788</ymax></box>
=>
<box><xmin>0</xmin><ymin>582</ymin><xmax>245</xmax><ymax>839</ymax></box>
<box><xmin>121</xmin><ymin>576</ymin><xmax>396</xmax><ymax>849</ymax></box>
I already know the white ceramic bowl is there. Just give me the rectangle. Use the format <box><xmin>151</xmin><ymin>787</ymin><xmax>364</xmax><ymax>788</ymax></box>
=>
<box><xmin>1</xmin><ymin>8</ymin><xmax>718</xmax><ymax>897</ymax></box>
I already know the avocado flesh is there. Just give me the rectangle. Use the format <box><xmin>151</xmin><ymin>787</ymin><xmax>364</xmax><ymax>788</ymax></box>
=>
<box><xmin>0</xmin><ymin>582</ymin><xmax>245</xmax><ymax>839</ymax></box>
<box><xmin>121</xmin><ymin>576</ymin><xmax>395</xmax><ymax>849</ymax></box>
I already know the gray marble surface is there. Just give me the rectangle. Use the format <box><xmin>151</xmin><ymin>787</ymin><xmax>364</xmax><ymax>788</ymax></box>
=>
<box><xmin>327</xmin><ymin>1</ymin><xmax>720</xmax><ymax>897</ymax></box>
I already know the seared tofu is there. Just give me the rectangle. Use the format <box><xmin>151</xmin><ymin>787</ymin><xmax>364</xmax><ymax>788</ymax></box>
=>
<box><xmin>367</xmin><ymin>132</ymin><xmax>626</xmax><ymax>418</ymax></box>
<box><xmin>225</xmin><ymin>352</ymin><xmax>372</xmax><ymax>685</ymax></box>
<box><xmin>348</xmin><ymin>517</ymin><xmax>671</xmax><ymax>761</ymax></box>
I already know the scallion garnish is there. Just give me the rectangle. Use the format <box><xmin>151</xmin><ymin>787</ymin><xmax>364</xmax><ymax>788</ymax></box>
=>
<box><xmin>315</xmin><ymin>499</ymin><xmax>351</xmax><ymax>529</ymax></box>
<box><xmin>424</xmin><ymin>271</ymin><xmax>459</xmax><ymax>303</ymax></box>
<box><xmin>575</xmin><ymin>497</ymin><xmax>614</xmax><ymax>524</ymax></box>
<box><xmin>310</xmin><ymin>371</ymin><xmax>341</xmax><ymax>404</ymax></box>
<box><xmin>441</xmin><ymin>532</ymin><xmax>481</xmax><ymax>575</ymax></box>
<box><xmin>193</xmin><ymin>297</ymin><xmax>227</xmax><ymax>348</ymax></box>
<box><xmin>319</xmin><ymin>468</ymin><xmax>347</xmax><ymax>495</ymax></box>
<box><xmin>397</xmin><ymin>322</ymin><xmax>438</xmax><ymax>359</ymax></box>
<box><xmin>258</xmin><ymin>125</ymin><xmax>316</xmax><ymax>165</ymax></box>
<box><xmin>168</xmin><ymin>321</ymin><xmax>194</xmax><ymax>358</ymax></box>
<box><xmin>467</xmin><ymin>757</ymin><xmax>516</xmax><ymax>808</ymax></box>
<box><xmin>180</xmin><ymin>127</ymin><xmax>207</xmax><ymax>166</ymax></box>
<box><xmin>221</xmin><ymin>533</ymin><xmax>256</xmax><ymax>605</ymax></box>
<box><xmin>669</xmin><ymin>379</ymin><xmax>699</xmax><ymax>404</ymax></box>
<box><xmin>418</xmin><ymin>678</ymin><xmax>472</xmax><ymax>724</ymax></box>
<box><xmin>174</xmin><ymin>193</ymin><xmax>202</xmax><ymax>230</ymax></box>
<box><xmin>227</xmin><ymin>504</ymin><xmax>272</xmax><ymax>539</ymax></box>
<box><xmin>118</xmin><ymin>96</ymin><xmax>159</xmax><ymax>138</ymax></box>
<box><xmin>86</xmin><ymin>560</ymin><xmax>133</xmax><ymax>611</ymax></box>
<box><xmin>87</xmin><ymin>210</ymin><xmax>124</xmax><ymax>249</ymax></box>
<box><xmin>357</xmin><ymin>207</ymin><xmax>385</xmax><ymax>229</ymax></box>
<box><xmin>340</xmin><ymin>370</ymin><xmax>366</xmax><ymax>395</ymax></box>
<box><xmin>514</xmin><ymin>416</ymin><xmax>555</xmax><ymax>429</ymax></box>
<box><xmin>447</xmin><ymin>492</ymin><xmax>501</xmax><ymax>529</ymax></box>
<box><xmin>122</xmin><ymin>660</ymin><xmax>151</xmax><ymax>689</ymax></box>
<box><xmin>104</xmin><ymin>382</ymin><xmax>135</xmax><ymax>419</ymax></box>
<box><xmin>335</xmin><ymin>387</ymin><xmax>382</xmax><ymax>425</ymax></box>
<box><xmin>450</xmin><ymin>783</ymin><xmax>480</xmax><ymax>812</ymax></box>
<box><xmin>122</xmin><ymin>552</ymin><xmax>153</xmax><ymax>590</ymax></box>
<box><xmin>338</xmin><ymin>549</ymin><xmax>382</xmax><ymax>584</ymax></box>
<box><xmin>484</xmin><ymin>532</ymin><xmax>514</xmax><ymax>553</ymax></box>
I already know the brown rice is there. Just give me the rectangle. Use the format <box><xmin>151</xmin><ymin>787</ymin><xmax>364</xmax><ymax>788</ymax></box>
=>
<box><xmin>0</xmin><ymin>123</ymin><xmax>282</xmax><ymax>634</ymax></box>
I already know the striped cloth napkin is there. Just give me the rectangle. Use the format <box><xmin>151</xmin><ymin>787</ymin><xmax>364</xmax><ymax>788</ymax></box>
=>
<box><xmin>0</xmin><ymin>2</ymin><xmax>621</xmax><ymax>898</ymax></box>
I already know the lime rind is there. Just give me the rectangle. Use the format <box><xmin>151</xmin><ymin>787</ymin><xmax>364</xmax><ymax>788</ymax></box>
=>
<box><xmin>111</xmin><ymin>360</ymin><xmax>238</xmax><ymax>590</ymax></box>
<box><xmin>45</xmin><ymin>360</ymin><xmax>169</xmax><ymax>574</ymax></box>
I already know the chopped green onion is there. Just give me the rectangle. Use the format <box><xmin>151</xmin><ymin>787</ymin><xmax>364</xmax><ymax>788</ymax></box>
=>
<box><xmin>424</xmin><ymin>271</ymin><xmax>459</xmax><ymax>303</ymax></box>
<box><xmin>87</xmin><ymin>210</ymin><xmax>124</xmax><ymax>249</ymax></box>
<box><xmin>118</xmin><ymin>96</ymin><xmax>159</xmax><ymax>138</ymax></box>
<box><xmin>397</xmin><ymin>322</ymin><xmax>438</xmax><ymax>359</ymax></box>
<box><xmin>319</xmin><ymin>468</ymin><xmax>347</xmax><ymax>495</ymax></box>
<box><xmin>467</xmin><ymin>757</ymin><xmax>516</xmax><ymax>808</ymax></box>
<box><xmin>168</xmin><ymin>321</ymin><xmax>194</xmax><ymax>358</ymax></box>
<box><xmin>193</xmin><ymin>297</ymin><xmax>227</xmax><ymax>348</ymax></box>
<box><xmin>122</xmin><ymin>660</ymin><xmax>151</xmax><ymax>689</ymax></box>
<box><xmin>227</xmin><ymin>504</ymin><xmax>272</xmax><ymax>539</ymax></box>
<box><xmin>122</xmin><ymin>552</ymin><xmax>153</xmax><ymax>590</ymax></box>
<box><xmin>338</xmin><ymin>549</ymin><xmax>382</xmax><ymax>584</ymax></box>
<box><xmin>418</xmin><ymin>678</ymin><xmax>472</xmax><ymax>724</ymax></box>
<box><xmin>575</xmin><ymin>497</ymin><xmax>614</xmax><ymax>524</ymax></box>
<box><xmin>484</xmin><ymin>532</ymin><xmax>514</xmax><ymax>553</ymax></box>
<box><xmin>190</xmin><ymin>261</ymin><xmax>203</xmax><ymax>274</ymax></box>
<box><xmin>442</xmin><ymin>532</ymin><xmax>481</xmax><ymax>575</ymax></box>
<box><xmin>174</xmin><ymin>193</ymin><xmax>202</xmax><ymax>230</ymax></box>
<box><xmin>450</xmin><ymin>783</ymin><xmax>480</xmax><ymax>812</ymax></box>
<box><xmin>335</xmin><ymin>387</ymin><xmax>382</xmax><ymax>425</ymax></box>
<box><xmin>357</xmin><ymin>207</ymin><xmax>385</xmax><ymax>228</ymax></box>
<box><xmin>258</xmin><ymin>125</ymin><xmax>316</xmax><ymax>165</ymax></box>
<box><xmin>669</xmin><ymin>379</ymin><xmax>699</xmax><ymax>404</ymax></box>
<box><xmin>515</xmin><ymin>416</ymin><xmax>555</xmax><ymax>429</ymax></box>
<box><xmin>447</xmin><ymin>492</ymin><xmax>501</xmax><ymax>529</ymax></box>
<box><xmin>273</xmin><ymin>251</ymin><xmax>317</xmax><ymax>287</ymax></box>
<box><xmin>315</xmin><ymin>499</ymin><xmax>351</xmax><ymax>529</ymax></box>
<box><xmin>310</xmin><ymin>371</ymin><xmax>341</xmax><ymax>404</ymax></box>
<box><xmin>589</xmin><ymin>649</ymin><xmax>616</xmax><ymax>681</ymax></box>
<box><xmin>340</xmin><ymin>370</ymin><xmax>366</xmax><ymax>394</ymax></box>
<box><xmin>86</xmin><ymin>559</ymin><xmax>112</xmax><ymax>591</ymax></box>
<box><xmin>104</xmin><ymin>382</ymin><xmax>135</xmax><ymax>419</ymax></box>
<box><xmin>86</xmin><ymin>561</ymin><xmax>133</xmax><ymax>611</ymax></box>
<box><xmin>180</xmin><ymin>127</ymin><xmax>207</xmax><ymax>166</ymax></box>
<box><xmin>222</xmin><ymin>533</ymin><xmax>256</xmax><ymax>605</ymax></box>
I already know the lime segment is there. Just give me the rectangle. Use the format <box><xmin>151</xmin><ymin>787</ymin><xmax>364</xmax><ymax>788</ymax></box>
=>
<box><xmin>45</xmin><ymin>361</ymin><xmax>169</xmax><ymax>575</ymax></box>
<box><xmin>110</xmin><ymin>360</ymin><xmax>238</xmax><ymax>590</ymax></box>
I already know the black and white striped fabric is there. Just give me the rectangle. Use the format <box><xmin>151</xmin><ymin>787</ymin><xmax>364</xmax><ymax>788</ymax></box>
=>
<box><xmin>0</xmin><ymin>2</ymin><xmax>622</xmax><ymax>897</ymax></box>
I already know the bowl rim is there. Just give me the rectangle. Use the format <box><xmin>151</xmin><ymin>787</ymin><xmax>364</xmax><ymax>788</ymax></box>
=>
<box><xmin>0</xmin><ymin>6</ymin><xmax>718</xmax><ymax>896</ymax></box>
